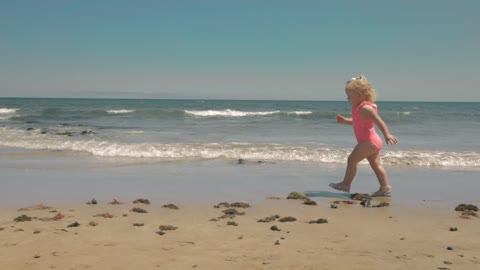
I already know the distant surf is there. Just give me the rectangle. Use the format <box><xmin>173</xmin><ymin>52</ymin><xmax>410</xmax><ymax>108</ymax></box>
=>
<box><xmin>184</xmin><ymin>109</ymin><xmax>312</xmax><ymax>117</ymax></box>
<box><xmin>106</xmin><ymin>109</ymin><xmax>136</xmax><ymax>114</ymax></box>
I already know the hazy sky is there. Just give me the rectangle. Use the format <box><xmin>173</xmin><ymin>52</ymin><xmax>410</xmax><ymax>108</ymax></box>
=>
<box><xmin>1</xmin><ymin>0</ymin><xmax>479</xmax><ymax>101</ymax></box>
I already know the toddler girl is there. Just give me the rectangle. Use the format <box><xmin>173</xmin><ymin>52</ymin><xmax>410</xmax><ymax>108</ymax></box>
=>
<box><xmin>329</xmin><ymin>76</ymin><xmax>398</xmax><ymax>197</ymax></box>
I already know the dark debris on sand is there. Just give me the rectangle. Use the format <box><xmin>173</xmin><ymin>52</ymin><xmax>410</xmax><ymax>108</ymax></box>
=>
<box><xmin>278</xmin><ymin>216</ymin><xmax>296</xmax><ymax>222</ymax></box>
<box><xmin>37</xmin><ymin>212</ymin><xmax>65</xmax><ymax>221</ymax></box>
<box><xmin>219</xmin><ymin>208</ymin><xmax>245</xmax><ymax>219</ymax></box>
<box><xmin>286</xmin><ymin>192</ymin><xmax>308</xmax><ymax>200</ymax></box>
<box><xmin>18</xmin><ymin>204</ymin><xmax>53</xmax><ymax>211</ymax></box>
<box><xmin>14</xmin><ymin>215</ymin><xmax>33</xmax><ymax>222</ymax></box>
<box><xmin>162</xmin><ymin>204</ymin><xmax>180</xmax><ymax>210</ymax></box>
<box><xmin>67</xmin><ymin>221</ymin><xmax>80</xmax><ymax>228</ymax></box>
<box><xmin>157</xmin><ymin>225</ymin><xmax>178</xmax><ymax>235</ymax></box>
<box><xmin>131</xmin><ymin>207</ymin><xmax>148</xmax><ymax>213</ymax></box>
<box><xmin>350</xmin><ymin>193</ymin><xmax>372</xmax><ymax>201</ymax></box>
<box><xmin>159</xmin><ymin>225</ymin><xmax>178</xmax><ymax>231</ymax></box>
<box><xmin>214</xmin><ymin>202</ymin><xmax>251</xmax><ymax>209</ymax></box>
<box><xmin>303</xmin><ymin>199</ymin><xmax>317</xmax><ymax>206</ymax></box>
<box><xmin>371</xmin><ymin>202</ymin><xmax>390</xmax><ymax>208</ymax></box>
<box><xmin>258</xmin><ymin>215</ymin><xmax>280</xmax><ymax>223</ymax></box>
<box><xmin>307</xmin><ymin>218</ymin><xmax>328</xmax><ymax>224</ymax></box>
<box><xmin>455</xmin><ymin>203</ymin><xmax>478</xmax><ymax>219</ymax></box>
<box><xmin>133</xmin><ymin>198</ymin><xmax>151</xmax><ymax>205</ymax></box>
<box><xmin>86</xmin><ymin>198</ymin><xmax>97</xmax><ymax>205</ymax></box>
<box><xmin>460</xmin><ymin>210</ymin><xmax>478</xmax><ymax>219</ymax></box>
<box><xmin>94</xmin><ymin>213</ymin><xmax>114</xmax><ymax>218</ymax></box>
<box><xmin>455</xmin><ymin>204</ymin><xmax>478</xmax><ymax>212</ymax></box>
<box><xmin>270</xmin><ymin>225</ymin><xmax>281</xmax><ymax>231</ymax></box>
<box><xmin>109</xmin><ymin>198</ymin><xmax>122</xmax><ymax>205</ymax></box>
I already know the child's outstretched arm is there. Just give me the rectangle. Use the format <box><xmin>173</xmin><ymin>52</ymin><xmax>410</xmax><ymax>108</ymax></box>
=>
<box><xmin>359</xmin><ymin>107</ymin><xmax>398</xmax><ymax>145</ymax></box>
<box><xmin>336</xmin><ymin>114</ymin><xmax>352</xmax><ymax>125</ymax></box>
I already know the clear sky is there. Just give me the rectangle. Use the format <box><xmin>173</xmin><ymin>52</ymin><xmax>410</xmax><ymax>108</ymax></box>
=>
<box><xmin>1</xmin><ymin>0</ymin><xmax>479</xmax><ymax>101</ymax></box>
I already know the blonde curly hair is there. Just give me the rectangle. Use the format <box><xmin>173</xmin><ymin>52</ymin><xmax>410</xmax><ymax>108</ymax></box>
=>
<box><xmin>345</xmin><ymin>75</ymin><xmax>376</xmax><ymax>102</ymax></box>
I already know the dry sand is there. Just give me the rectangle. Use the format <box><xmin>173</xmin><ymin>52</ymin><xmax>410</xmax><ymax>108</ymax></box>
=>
<box><xmin>0</xmin><ymin>197</ymin><xmax>479</xmax><ymax>270</ymax></box>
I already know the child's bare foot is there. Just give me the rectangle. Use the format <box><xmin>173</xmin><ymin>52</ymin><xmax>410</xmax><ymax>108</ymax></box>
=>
<box><xmin>371</xmin><ymin>185</ymin><xmax>392</xmax><ymax>197</ymax></box>
<box><xmin>329</xmin><ymin>182</ymin><xmax>350</xmax><ymax>193</ymax></box>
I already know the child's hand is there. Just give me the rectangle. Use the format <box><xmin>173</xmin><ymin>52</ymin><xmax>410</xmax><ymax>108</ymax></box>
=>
<box><xmin>336</xmin><ymin>114</ymin><xmax>346</xmax><ymax>124</ymax></box>
<box><xmin>385</xmin><ymin>134</ymin><xmax>398</xmax><ymax>145</ymax></box>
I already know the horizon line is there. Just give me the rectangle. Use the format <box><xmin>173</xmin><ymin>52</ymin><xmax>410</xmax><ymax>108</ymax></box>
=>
<box><xmin>1</xmin><ymin>96</ymin><xmax>479</xmax><ymax>103</ymax></box>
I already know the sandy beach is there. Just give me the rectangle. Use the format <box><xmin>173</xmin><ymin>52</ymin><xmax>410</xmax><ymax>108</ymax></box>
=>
<box><xmin>1</xmin><ymin>196</ymin><xmax>479</xmax><ymax>270</ymax></box>
<box><xmin>1</xmin><ymin>147</ymin><xmax>480</xmax><ymax>269</ymax></box>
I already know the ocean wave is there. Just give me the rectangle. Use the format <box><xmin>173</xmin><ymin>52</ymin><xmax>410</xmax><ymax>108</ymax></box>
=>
<box><xmin>0</xmin><ymin>108</ymin><xmax>19</xmax><ymax>121</ymax></box>
<box><xmin>184</xmin><ymin>109</ymin><xmax>313</xmax><ymax>117</ymax></box>
<box><xmin>0</xmin><ymin>128</ymin><xmax>478</xmax><ymax>169</ymax></box>
<box><xmin>106</xmin><ymin>109</ymin><xmax>136</xmax><ymax>114</ymax></box>
<box><xmin>0</xmin><ymin>108</ymin><xmax>18</xmax><ymax>114</ymax></box>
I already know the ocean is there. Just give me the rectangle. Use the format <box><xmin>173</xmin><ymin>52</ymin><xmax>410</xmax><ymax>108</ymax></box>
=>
<box><xmin>1</xmin><ymin>98</ymin><xmax>479</xmax><ymax>206</ymax></box>
<box><xmin>0</xmin><ymin>98</ymin><xmax>479</xmax><ymax>168</ymax></box>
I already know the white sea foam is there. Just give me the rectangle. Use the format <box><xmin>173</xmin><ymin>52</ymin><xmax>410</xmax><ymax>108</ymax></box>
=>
<box><xmin>185</xmin><ymin>109</ymin><xmax>312</xmax><ymax>117</ymax></box>
<box><xmin>106</xmin><ymin>109</ymin><xmax>135</xmax><ymax>114</ymax></box>
<box><xmin>0</xmin><ymin>128</ymin><xmax>479</xmax><ymax>168</ymax></box>
<box><xmin>0</xmin><ymin>108</ymin><xmax>19</xmax><ymax>120</ymax></box>
<box><xmin>286</xmin><ymin>111</ymin><xmax>312</xmax><ymax>115</ymax></box>
<box><xmin>0</xmin><ymin>108</ymin><xmax>18</xmax><ymax>114</ymax></box>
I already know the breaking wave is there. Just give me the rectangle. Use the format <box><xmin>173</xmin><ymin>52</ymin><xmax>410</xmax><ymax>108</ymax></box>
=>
<box><xmin>0</xmin><ymin>127</ymin><xmax>478</xmax><ymax>169</ymax></box>
<box><xmin>106</xmin><ymin>109</ymin><xmax>136</xmax><ymax>114</ymax></box>
<box><xmin>184</xmin><ymin>109</ymin><xmax>312</xmax><ymax>117</ymax></box>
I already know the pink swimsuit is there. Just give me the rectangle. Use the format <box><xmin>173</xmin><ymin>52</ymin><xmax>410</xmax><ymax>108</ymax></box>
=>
<box><xmin>352</xmin><ymin>101</ymin><xmax>383</xmax><ymax>152</ymax></box>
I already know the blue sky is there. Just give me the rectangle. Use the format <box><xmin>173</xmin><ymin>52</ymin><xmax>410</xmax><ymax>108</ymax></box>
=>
<box><xmin>1</xmin><ymin>0</ymin><xmax>479</xmax><ymax>101</ymax></box>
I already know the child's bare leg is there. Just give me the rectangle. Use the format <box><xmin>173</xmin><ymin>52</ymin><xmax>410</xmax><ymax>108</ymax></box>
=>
<box><xmin>367</xmin><ymin>151</ymin><xmax>391</xmax><ymax>191</ymax></box>
<box><xmin>332</xmin><ymin>142</ymin><xmax>376</xmax><ymax>191</ymax></box>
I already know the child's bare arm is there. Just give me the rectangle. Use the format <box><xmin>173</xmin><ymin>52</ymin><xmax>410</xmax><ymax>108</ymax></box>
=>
<box><xmin>359</xmin><ymin>107</ymin><xmax>398</xmax><ymax>144</ymax></box>
<box><xmin>336</xmin><ymin>114</ymin><xmax>352</xmax><ymax>125</ymax></box>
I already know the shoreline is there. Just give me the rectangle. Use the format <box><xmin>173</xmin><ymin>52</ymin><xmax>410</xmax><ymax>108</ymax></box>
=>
<box><xmin>2</xmin><ymin>148</ymin><xmax>480</xmax><ymax>207</ymax></box>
